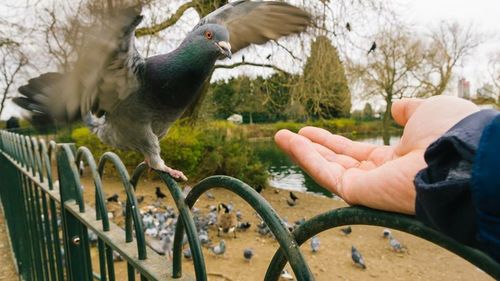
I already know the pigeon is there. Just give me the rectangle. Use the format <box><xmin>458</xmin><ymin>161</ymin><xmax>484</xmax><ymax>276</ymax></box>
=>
<box><xmin>183</xmin><ymin>247</ymin><xmax>192</xmax><ymax>260</ymax></box>
<box><xmin>280</xmin><ymin>269</ymin><xmax>294</xmax><ymax>280</ymax></box>
<box><xmin>217</xmin><ymin>203</ymin><xmax>237</xmax><ymax>238</ymax></box>
<box><xmin>14</xmin><ymin>2</ymin><xmax>310</xmax><ymax>181</ymax></box>
<box><xmin>243</xmin><ymin>248</ymin><xmax>254</xmax><ymax>262</ymax></box>
<box><xmin>287</xmin><ymin>192</ymin><xmax>298</xmax><ymax>207</ymax></box>
<box><xmin>136</xmin><ymin>195</ymin><xmax>145</xmax><ymax>204</ymax></box>
<box><xmin>107</xmin><ymin>193</ymin><xmax>119</xmax><ymax>203</ymax></box>
<box><xmin>367</xmin><ymin>41</ymin><xmax>377</xmax><ymax>54</ymax></box>
<box><xmin>289</xmin><ymin>192</ymin><xmax>298</xmax><ymax>201</ymax></box>
<box><xmin>236</xmin><ymin>210</ymin><xmax>242</xmax><ymax>221</ymax></box>
<box><xmin>237</xmin><ymin>221</ymin><xmax>251</xmax><ymax>231</ymax></box>
<box><xmin>310</xmin><ymin>236</ymin><xmax>320</xmax><ymax>253</ymax></box>
<box><xmin>351</xmin><ymin>246</ymin><xmax>366</xmax><ymax>269</ymax></box>
<box><xmin>155</xmin><ymin>187</ymin><xmax>166</xmax><ymax>200</ymax></box>
<box><xmin>88</xmin><ymin>230</ymin><xmax>98</xmax><ymax>246</ymax></box>
<box><xmin>389</xmin><ymin>235</ymin><xmax>404</xmax><ymax>252</ymax></box>
<box><xmin>78</xmin><ymin>160</ymin><xmax>85</xmax><ymax>176</ymax></box>
<box><xmin>340</xmin><ymin>226</ymin><xmax>352</xmax><ymax>236</ymax></box>
<box><xmin>382</xmin><ymin>228</ymin><xmax>391</xmax><ymax>239</ymax></box>
<box><xmin>210</xmin><ymin>240</ymin><xmax>226</xmax><ymax>256</ymax></box>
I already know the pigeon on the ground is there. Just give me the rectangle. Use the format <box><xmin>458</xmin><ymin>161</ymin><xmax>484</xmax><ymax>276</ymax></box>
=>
<box><xmin>382</xmin><ymin>229</ymin><xmax>391</xmax><ymax>239</ymax></box>
<box><xmin>183</xmin><ymin>247</ymin><xmax>192</xmax><ymax>260</ymax></box>
<box><xmin>289</xmin><ymin>192</ymin><xmax>298</xmax><ymax>201</ymax></box>
<box><xmin>351</xmin><ymin>246</ymin><xmax>366</xmax><ymax>269</ymax></box>
<box><xmin>205</xmin><ymin>191</ymin><xmax>215</xmax><ymax>200</ymax></box>
<box><xmin>210</xmin><ymin>240</ymin><xmax>226</xmax><ymax>256</ymax></box>
<box><xmin>389</xmin><ymin>235</ymin><xmax>404</xmax><ymax>252</ymax></box>
<box><xmin>107</xmin><ymin>194</ymin><xmax>119</xmax><ymax>203</ymax></box>
<box><xmin>310</xmin><ymin>236</ymin><xmax>320</xmax><ymax>253</ymax></box>
<box><xmin>155</xmin><ymin>187</ymin><xmax>166</xmax><ymax>200</ymax></box>
<box><xmin>280</xmin><ymin>269</ymin><xmax>294</xmax><ymax>280</ymax></box>
<box><xmin>340</xmin><ymin>226</ymin><xmax>352</xmax><ymax>236</ymax></box>
<box><xmin>217</xmin><ymin>203</ymin><xmax>237</xmax><ymax>238</ymax></box>
<box><xmin>14</xmin><ymin>2</ymin><xmax>310</xmax><ymax>181</ymax></box>
<box><xmin>367</xmin><ymin>41</ymin><xmax>377</xmax><ymax>54</ymax></box>
<box><xmin>237</xmin><ymin>221</ymin><xmax>251</xmax><ymax>231</ymax></box>
<box><xmin>243</xmin><ymin>248</ymin><xmax>254</xmax><ymax>262</ymax></box>
<box><xmin>78</xmin><ymin>160</ymin><xmax>85</xmax><ymax>176</ymax></box>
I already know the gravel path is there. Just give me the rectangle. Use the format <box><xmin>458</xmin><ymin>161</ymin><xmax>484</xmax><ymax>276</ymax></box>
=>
<box><xmin>0</xmin><ymin>207</ymin><xmax>18</xmax><ymax>281</ymax></box>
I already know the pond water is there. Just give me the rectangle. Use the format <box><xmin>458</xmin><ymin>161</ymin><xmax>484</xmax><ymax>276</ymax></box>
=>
<box><xmin>252</xmin><ymin>135</ymin><xmax>401</xmax><ymax>198</ymax></box>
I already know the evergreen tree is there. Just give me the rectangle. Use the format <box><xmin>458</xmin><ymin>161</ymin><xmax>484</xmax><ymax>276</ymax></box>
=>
<box><xmin>294</xmin><ymin>36</ymin><xmax>351</xmax><ymax>119</ymax></box>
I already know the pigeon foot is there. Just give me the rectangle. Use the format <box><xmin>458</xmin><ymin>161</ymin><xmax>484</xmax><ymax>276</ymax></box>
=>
<box><xmin>144</xmin><ymin>157</ymin><xmax>188</xmax><ymax>181</ymax></box>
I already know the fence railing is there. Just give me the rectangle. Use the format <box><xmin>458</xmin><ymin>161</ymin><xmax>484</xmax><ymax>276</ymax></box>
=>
<box><xmin>0</xmin><ymin>130</ymin><xmax>499</xmax><ymax>281</ymax></box>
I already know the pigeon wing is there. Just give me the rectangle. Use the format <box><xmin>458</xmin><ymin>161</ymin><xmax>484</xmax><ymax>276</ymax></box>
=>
<box><xmin>196</xmin><ymin>0</ymin><xmax>311</xmax><ymax>53</ymax></box>
<box><xmin>70</xmin><ymin>6</ymin><xmax>145</xmax><ymax>119</ymax></box>
<box><xmin>16</xmin><ymin>6</ymin><xmax>145</xmax><ymax>123</ymax></box>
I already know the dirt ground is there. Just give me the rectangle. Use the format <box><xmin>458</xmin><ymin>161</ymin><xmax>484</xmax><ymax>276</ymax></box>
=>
<box><xmin>79</xmin><ymin>174</ymin><xmax>494</xmax><ymax>281</ymax></box>
<box><xmin>0</xmin><ymin>207</ymin><xmax>19</xmax><ymax>281</ymax></box>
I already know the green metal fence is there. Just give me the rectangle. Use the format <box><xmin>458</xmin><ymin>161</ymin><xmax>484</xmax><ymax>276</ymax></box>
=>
<box><xmin>0</xmin><ymin>130</ymin><xmax>499</xmax><ymax>281</ymax></box>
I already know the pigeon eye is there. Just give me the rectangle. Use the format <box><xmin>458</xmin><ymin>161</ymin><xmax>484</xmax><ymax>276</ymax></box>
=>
<box><xmin>205</xmin><ymin>31</ymin><xmax>213</xmax><ymax>40</ymax></box>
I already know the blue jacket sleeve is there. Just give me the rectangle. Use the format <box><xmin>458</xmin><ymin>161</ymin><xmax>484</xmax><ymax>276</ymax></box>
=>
<box><xmin>414</xmin><ymin>109</ymin><xmax>500</xmax><ymax>262</ymax></box>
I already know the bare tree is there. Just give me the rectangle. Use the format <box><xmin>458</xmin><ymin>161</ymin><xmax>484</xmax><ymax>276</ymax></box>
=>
<box><xmin>348</xmin><ymin>28</ymin><xmax>425</xmax><ymax>144</ymax></box>
<box><xmin>0</xmin><ymin>38</ymin><xmax>29</xmax><ymax>118</ymax></box>
<box><xmin>416</xmin><ymin>22</ymin><xmax>482</xmax><ymax>96</ymax></box>
<box><xmin>488</xmin><ymin>51</ymin><xmax>500</xmax><ymax>103</ymax></box>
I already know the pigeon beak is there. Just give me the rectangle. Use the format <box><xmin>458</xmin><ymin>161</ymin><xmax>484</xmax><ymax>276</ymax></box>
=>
<box><xmin>217</xmin><ymin>41</ymin><xmax>232</xmax><ymax>59</ymax></box>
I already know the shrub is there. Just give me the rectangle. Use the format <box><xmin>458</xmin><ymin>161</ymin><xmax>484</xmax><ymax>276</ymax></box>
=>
<box><xmin>70</xmin><ymin>121</ymin><xmax>268</xmax><ymax>188</ymax></box>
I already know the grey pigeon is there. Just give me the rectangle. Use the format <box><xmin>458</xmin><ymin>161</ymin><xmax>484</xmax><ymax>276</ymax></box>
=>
<box><xmin>183</xmin><ymin>247</ymin><xmax>192</xmax><ymax>260</ymax></box>
<box><xmin>14</xmin><ymin>2</ymin><xmax>310</xmax><ymax>181</ymax></box>
<box><xmin>351</xmin><ymin>246</ymin><xmax>366</xmax><ymax>269</ymax></box>
<box><xmin>210</xmin><ymin>240</ymin><xmax>226</xmax><ymax>256</ymax></box>
<box><xmin>280</xmin><ymin>269</ymin><xmax>294</xmax><ymax>280</ymax></box>
<box><xmin>310</xmin><ymin>236</ymin><xmax>320</xmax><ymax>253</ymax></box>
<box><xmin>389</xmin><ymin>235</ymin><xmax>404</xmax><ymax>252</ymax></box>
<box><xmin>243</xmin><ymin>248</ymin><xmax>254</xmax><ymax>262</ymax></box>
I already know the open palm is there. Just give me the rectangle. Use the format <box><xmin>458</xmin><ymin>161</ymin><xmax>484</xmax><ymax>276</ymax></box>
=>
<box><xmin>274</xmin><ymin>96</ymin><xmax>479</xmax><ymax>214</ymax></box>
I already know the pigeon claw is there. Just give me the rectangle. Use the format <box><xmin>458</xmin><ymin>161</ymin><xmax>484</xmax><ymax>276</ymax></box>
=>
<box><xmin>162</xmin><ymin>166</ymin><xmax>188</xmax><ymax>182</ymax></box>
<box><xmin>144</xmin><ymin>158</ymin><xmax>188</xmax><ymax>181</ymax></box>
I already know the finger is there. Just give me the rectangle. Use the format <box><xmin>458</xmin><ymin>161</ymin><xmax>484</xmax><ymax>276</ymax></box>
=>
<box><xmin>311</xmin><ymin>143</ymin><xmax>361</xmax><ymax>169</ymax></box>
<box><xmin>391</xmin><ymin>98</ymin><xmax>424</xmax><ymax>126</ymax></box>
<box><xmin>274</xmin><ymin>129</ymin><xmax>301</xmax><ymax>164</ymax></box>
<box><xmin>298</xmin><ymin>126</ymin><xmax>378</xmax><ymax>161</ymax></box>
<box><xmin>340</xmin><ymin>151</ymin><xmax>425</xmax><ymax>214</ymax></box>
<box><xmin>287</xmin><ymin>134</ymin><xmax>345</xmax><ymax>191</ymax></box>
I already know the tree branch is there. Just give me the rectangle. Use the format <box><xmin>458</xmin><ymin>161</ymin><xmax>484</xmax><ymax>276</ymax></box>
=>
<box><xmin>214</xmin><ymin>61</ymin><xmax>289</xmax><ymax>74</ymax></box>
<box><xmin>135</xmin><ymin>2</ymin><xmax>195</xmax><ymax>37</ymax></box>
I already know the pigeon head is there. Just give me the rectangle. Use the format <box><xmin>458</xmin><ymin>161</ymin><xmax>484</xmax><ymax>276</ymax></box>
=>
<box><xmin>187</xmin><ymin>24</ymin><xmax>231</xmax><ymax>60</ymax></box>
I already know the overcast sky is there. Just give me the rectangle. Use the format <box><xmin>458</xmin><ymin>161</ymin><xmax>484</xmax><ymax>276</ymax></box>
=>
<box><xmin>394</xmin><ymin>0</ymin><xmax>500</xmax><ymax>90</ymax></box>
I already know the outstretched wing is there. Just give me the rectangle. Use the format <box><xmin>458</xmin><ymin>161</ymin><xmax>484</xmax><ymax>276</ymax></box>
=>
<box><xmin>195</xmin><ymin>0</ymin><xmax>311</xmax><ymax>53</ymax></box>
<box><xmin>15</xmin><ymin>6</ymin><xmax>145</xmax><ymax>122</ymax></box>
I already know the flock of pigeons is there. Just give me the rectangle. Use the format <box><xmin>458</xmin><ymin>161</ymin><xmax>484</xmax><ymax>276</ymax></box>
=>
<box><xmin>90</xmin><ymin>187</ymin><xmax>408</xmax><ymax>279</ymax></box>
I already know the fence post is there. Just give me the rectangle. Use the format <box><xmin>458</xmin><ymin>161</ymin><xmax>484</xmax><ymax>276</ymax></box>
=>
<box><xmin>57</xmin><ymin>143</ymin><xmax>93</xmax><ymax>281</ymax></box>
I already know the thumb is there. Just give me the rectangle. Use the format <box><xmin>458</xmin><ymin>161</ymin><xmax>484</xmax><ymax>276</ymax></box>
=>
<box><xmin>391</xmin><ymin>98</ymin><xmax>424</xmax><ymax>126</ymax></box>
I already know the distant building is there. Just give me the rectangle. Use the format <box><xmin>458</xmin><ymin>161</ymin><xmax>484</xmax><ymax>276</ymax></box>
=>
<box><xmin>457</xmin><ymin>78</ymin><xmax>471</xmax><ymax>99</ymax></box>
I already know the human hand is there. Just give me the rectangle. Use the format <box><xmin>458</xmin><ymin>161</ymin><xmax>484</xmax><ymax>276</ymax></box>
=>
<box><xmin>274</xmin><ymin>96</ymin><xmax>479</xmax><ymax>214</ymax></box>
